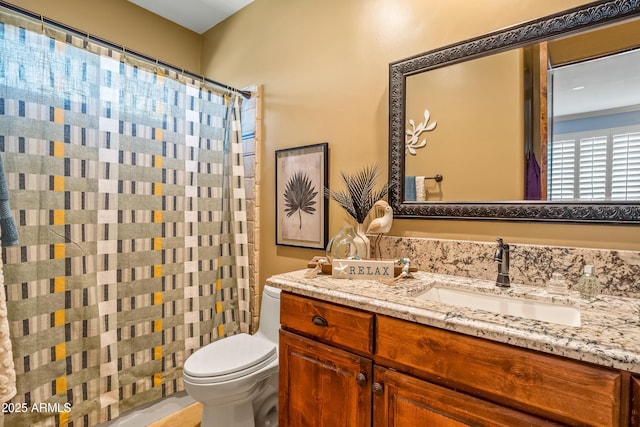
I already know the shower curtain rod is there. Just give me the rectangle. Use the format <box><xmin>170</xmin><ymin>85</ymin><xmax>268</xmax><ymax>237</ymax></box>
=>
<box><xmin>0</xmin><ymin>1</ymin><xmax>253</xmax><ymax>99</ymax></box>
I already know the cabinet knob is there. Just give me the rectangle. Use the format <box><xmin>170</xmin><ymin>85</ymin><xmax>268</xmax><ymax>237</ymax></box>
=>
<box><xmin>355</xmin><ymin>373</ymin><xmax>367</xmax><ymax>386</ymax></box>
<box><xmin>372</xmin><ymin>382</ymin><xmax>384</xmax><ymax>395</ymax></box>
<box><xmin>311</xmin><ymin>315</ymin><xmax>329</xmax><ymax>327</ymax></box>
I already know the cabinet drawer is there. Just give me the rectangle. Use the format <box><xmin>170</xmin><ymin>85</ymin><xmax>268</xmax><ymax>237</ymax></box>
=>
<box><xmin>280</xmin><ymin>292</ymin><xmax>374</xmax><ymax>355</ymax></box>
<box><xmin>376</xmin><ymin>315</ymin><xmax>622</xmax><ymax>427</ymax></box>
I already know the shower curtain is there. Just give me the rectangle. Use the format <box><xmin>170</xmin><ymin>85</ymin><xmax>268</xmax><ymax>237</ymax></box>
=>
<box><xmin>0</xmin><ymin>9</ymin><xmax>250</xmax><ymax>427</ymax></box>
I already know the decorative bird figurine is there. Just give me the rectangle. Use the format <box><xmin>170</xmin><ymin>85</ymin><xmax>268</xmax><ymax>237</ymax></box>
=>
<box><xmin>366</xmin><ymin>201</ymin><xmax>393</xmax><ymax>259</ymax></box>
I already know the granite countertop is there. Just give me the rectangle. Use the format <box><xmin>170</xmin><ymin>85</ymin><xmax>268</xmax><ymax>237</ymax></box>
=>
<box><xmin>267</xmin><ymin>269</ymin><xmax>640</xmax><ymax>373</ymax></box>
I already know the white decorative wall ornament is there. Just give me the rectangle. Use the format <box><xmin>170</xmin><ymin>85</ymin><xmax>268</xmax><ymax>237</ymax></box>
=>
<box><xmin>405</xmin><ymin>109</ymin><xmax>437</xmax><ymax>155</ymax></box>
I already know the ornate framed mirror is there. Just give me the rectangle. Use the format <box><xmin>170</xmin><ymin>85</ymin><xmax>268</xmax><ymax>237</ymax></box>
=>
<box><xmin>389</xmin><ymin>0</ymin><xmax>640</xmax><ymax>223</ymax></box>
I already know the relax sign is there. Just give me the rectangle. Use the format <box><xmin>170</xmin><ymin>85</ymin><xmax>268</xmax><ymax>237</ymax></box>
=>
<box><xmin>332</xmin><ymin>259</ymin><xmax>395</xmax><ymax>279</ymax></box>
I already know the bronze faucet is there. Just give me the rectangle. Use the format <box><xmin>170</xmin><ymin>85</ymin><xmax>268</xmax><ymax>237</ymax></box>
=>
<box><xmin>494</xmin><ymin>238</ymin><xmax>510</xmax><ymax>287</ymax></box>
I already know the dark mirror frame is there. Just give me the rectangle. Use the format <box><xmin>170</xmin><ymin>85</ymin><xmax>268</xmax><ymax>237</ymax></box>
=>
<box><xmin>389</xmin><ymin>0</ymin><xmax>640</xmax><ymax>224</ymax></box>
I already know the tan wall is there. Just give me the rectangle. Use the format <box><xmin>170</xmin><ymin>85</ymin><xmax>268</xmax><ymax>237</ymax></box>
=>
<box><xmin>549</xmin><ymin>18</ymin><xmax>640</xmax><ymax>65</ymax></box>
<box><xmin>201</xmin><ymin>0</ymin><xmax>640</xmax><ymax>287</ymax></box>
<box><xmin>404</xmin><ymin>49</ymin><xmax>524</xmax><ymax>201</ymax></box>
<box><xmin>11</xmin><ymin>0</ymin><xmax>640</xmax><ymax>287</ymax></box>
<box><xmin>7</xmin><ymin>0</ymin><xmax>201</xmax><ymax>72</ymax></box>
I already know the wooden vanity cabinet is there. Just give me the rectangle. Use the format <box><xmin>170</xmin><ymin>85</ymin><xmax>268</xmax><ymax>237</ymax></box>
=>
<box><xmin>279</xmin><ymin>292</ymin><xmax>628</xmax><ymax>427</ymax></box>
<box><xmin>376</xmin><ymin>315</ymin><xmax>623</xmax><ymax>427</ymax></box>
<box><xmin>279</xmin><ymin>292</ymin><xmax>375</xmax><ymax>427</ymax></box>
<box><xmin>632</xmin><ymin>376</ymin><xmax>640</xmax><ymax>426</ymax></box>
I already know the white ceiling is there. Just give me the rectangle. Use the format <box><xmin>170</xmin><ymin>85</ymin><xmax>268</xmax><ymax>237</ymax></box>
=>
<box><xmin>128</xmin><ymin>0</ymin><xmax>254</xmax><ymax>34</ymax></box>
<box><xmin>553</xmin><ymin>48</ymin><xmax>640</xmax><ymax>117</ymax></box>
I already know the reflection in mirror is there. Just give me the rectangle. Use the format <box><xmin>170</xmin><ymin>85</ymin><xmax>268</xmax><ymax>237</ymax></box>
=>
<box><xmin>549</xmin><ymin>48</ymin><xmax>640</xmax><ymax>201</ymax></box>
<box><xmin>404</xmin><ymin>19</ymin><xmax>640</xmax><ymax>204</ymax></box>
<box><xmin>404</xmin><ymin>49</ymin><xmax>524</xmax><ymax>202</ymax></box>
<box><xmin>389</xmin><ymin>0</ymin><xmax>640</xmax><ymax>223</ymax></box>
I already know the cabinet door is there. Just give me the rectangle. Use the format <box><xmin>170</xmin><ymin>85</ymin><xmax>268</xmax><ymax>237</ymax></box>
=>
<box><xmin>377</xmin><ymin>315</ymin><xmax>622</xmax><ymax>426</ymax></box>
<box><xmin>279</xmin><ymin>329</ymin><xmax>372</xmax><ymax>427</ymax></box>
<box><xmin>373</xmin><ymin>366</ymin><xmax>561</xmax><ymax>427</ymax></box>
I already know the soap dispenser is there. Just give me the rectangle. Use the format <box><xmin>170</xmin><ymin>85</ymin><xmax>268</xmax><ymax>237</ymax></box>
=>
<box><xmin>547</xmin><ymin>272</ymin><xmax>568</xmax><ymax>295</ymax></box>
<box><xmin>577</xmin><ymin>265</ymin><xmax>600</xmax><ymax>299</ymax></box>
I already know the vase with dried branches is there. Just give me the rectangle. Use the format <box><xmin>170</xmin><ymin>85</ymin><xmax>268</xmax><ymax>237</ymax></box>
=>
<box><xmin>324</xmin><ymin>164</ymin><xmax>391</xmax><ymax>259</ymax></box>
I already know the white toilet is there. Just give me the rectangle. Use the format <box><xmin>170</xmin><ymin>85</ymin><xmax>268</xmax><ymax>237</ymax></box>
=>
<box><xmin>183</xmin><ymin>285</ymin><xmax>281</xmax><ymax>427</ymax></box>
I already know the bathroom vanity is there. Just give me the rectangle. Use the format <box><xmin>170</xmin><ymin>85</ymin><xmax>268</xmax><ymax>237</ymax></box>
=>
<box><xmin>268</xmin><ymin>270</ymin><xmax>640</xmax><ymax>426</ymax></box>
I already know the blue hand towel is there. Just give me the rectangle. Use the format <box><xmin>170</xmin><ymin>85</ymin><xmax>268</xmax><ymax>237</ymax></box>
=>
<box><xmin>404</xmin><ymin>176</ymin><xmax>416</xmax><ymax>201</ymax></box>
<box><xmin>0</xmin><ymin>152</ymin><xmax>18</xmax><ymax>247</ymax></box>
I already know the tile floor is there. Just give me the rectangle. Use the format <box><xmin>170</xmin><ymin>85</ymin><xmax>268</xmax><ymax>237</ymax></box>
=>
<box><xmin>147</xmin><ymin>403</ymin><xmax>202</xmax><ymax>427</ymax></box>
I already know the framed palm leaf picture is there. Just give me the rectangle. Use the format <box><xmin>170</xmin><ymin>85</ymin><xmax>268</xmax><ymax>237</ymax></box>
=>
<box><xmin>275</xmin><ymin>142</ymin><xmax>328</xmax><ymax>249</ymax></box>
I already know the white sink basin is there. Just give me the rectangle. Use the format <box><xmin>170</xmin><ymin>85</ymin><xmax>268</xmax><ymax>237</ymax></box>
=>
<box><xmin>415</xmin><ymin>285</ymin><xmax>581</xmax><ymax>327</ymax></box>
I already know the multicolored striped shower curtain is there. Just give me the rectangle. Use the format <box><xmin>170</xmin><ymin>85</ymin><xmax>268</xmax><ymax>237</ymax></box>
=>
<box><xmin>0</xmin><ymin>9</ymin><xmax>250</xmax><ymax>427</ymax></box>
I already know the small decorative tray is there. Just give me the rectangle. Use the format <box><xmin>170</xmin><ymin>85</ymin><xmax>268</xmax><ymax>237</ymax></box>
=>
<box><xmin>307</xmin><ymin>256</ymin><xmax>417</xmax><ymax>277</ymax></box>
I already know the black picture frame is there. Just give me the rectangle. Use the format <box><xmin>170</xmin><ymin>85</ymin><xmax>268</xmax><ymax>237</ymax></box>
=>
<box><xmin>275</xmin><ymin>142</ymin><xmax>329</xmax><ymax>249</ymax></box>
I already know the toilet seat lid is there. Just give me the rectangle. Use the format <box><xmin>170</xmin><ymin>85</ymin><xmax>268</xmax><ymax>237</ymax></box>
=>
<box><xmin>183</xmin><ymin>333</ymin><xmax>277</xmax><ymax>379</ymax></box>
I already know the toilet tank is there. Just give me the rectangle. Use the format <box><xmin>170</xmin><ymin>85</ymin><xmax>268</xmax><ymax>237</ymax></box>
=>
<box><xmin>257</xmin><ymin>285</ymin><xmax>281</xmax><ymax>344</ymax></box>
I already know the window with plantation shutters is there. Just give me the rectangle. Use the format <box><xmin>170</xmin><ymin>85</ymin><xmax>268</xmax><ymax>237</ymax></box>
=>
<box><xmin>577</xmin><ymin>134</ymin><xmax>608</xmax><ymax>200</ymax></box>
<box><xmin>548</xmin><ymin>136</ymin><xmax>576</xmax><ymax>200</ymax></box>
<box><xmin>611</xmin><ymin>129</ymin><xmax>640</xmax><ymax>199</ymax></box>
<box><xmin>549</xmin><ymin>125</ymin><xmax>640</xmax><ymax>200</ymax></box>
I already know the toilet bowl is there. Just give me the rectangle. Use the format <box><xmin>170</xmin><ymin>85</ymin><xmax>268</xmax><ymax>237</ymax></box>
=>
<box><xmin>183</xmin><ymin>285</ymin><xmax>281</xmax><ymax>427</ymax></box>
